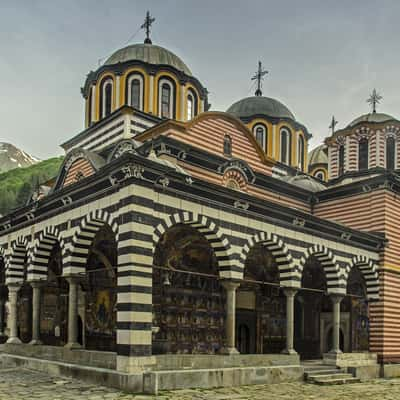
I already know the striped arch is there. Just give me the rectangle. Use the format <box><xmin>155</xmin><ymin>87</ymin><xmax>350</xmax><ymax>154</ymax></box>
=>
<box><xmin>64</xmin><ymin>209</ymin><xmax>118</xmax><ymax>276</ymax></box>
<box><xmin>152</xmin><ymin>211</ymin><xmax>238</xmax><ymax>279</ymax></box>
<box><xmin>0</xmin><ymin>246</ymin><xmax>4</xmax><ymax>260</ymax></box>
<box><xmin>240</xmin><ymin>231</ymin><xmax>299</xmax><ymax>287</ymax></box>
<box><xmin>27</xmin><ymin>227</ymin><xmax>64</xmax><ymax>282</ymax></box>
<box><xmin>344</xmin><ymin>255</ymin><xmax>379</xmax><ymax>301</ymax></box>
<box><xmin>5</xmin><ymin>237</ymin><xmax>29</xmax><ymax>285</ymax></box>
<box><xmin>299</xmin><ymin>244</ymin><xmax>343</xmax><ymax>294</ymax></box>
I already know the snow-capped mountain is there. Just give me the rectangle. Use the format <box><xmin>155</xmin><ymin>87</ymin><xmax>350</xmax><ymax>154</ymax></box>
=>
<box><xmin>0</xmin><ymin>142</ymin><xmax>40</xmax><ymax>173</ymax></box>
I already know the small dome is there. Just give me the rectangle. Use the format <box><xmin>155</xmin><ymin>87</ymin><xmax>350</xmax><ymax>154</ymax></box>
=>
<box><xmin>347</xmin><ymin>112</ymin><xmax>397</xmax><ymax>128</ymax></box>
<box><xmin>308</xmin><ymin>144</ymin><xmax>328</xmax><ymax>166</ymax></box>
<box><xmin>286</xmin><ymin>174</ymin><xmax>326</xmax><ymax>192</ymax></box>
<box><xmin>226</xmin><ymin>96</ymin><xmax>295</xmax><ymax>121</ymax></box>
<box><xmin>104</xmin><ymin>43</ymin><xmax>192</xmax><ymax>76</ymax></box>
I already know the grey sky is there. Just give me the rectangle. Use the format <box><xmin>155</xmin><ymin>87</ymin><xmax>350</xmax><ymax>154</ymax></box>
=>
<box><xmin>1</xmin><ymin>0</ymin><xmax>399</xmax><ymax>159</ymax></box>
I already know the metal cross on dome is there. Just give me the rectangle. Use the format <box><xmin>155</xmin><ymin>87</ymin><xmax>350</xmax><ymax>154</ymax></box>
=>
<box><xmin>367</xmin><ymin>89</ymin><xmax>383</xmax><ymax>113</ymax></box>
<box><xmin>252</xmin><ymin>61</ymin><xmax>268</xmax><ymax>97</ymax></box>
<box><xmin>141</xmin><ymin>11</ymin><xmax>156</xmax><ymax>44</ymax></box>
<box><xmin>329</xmin><ymin>115</ymin><xmax>338</xmax><ymax>135</ymax></box>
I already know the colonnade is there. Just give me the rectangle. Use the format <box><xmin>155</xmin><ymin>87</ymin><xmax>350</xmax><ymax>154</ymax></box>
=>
<box><xmin>3</xmin><ymin>277</ymin><xmax>345</xmax><ymax>356</ymax></box>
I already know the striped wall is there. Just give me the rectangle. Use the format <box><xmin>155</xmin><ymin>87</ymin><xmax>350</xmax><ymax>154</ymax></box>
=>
<box><xmin>0</xmin><ymin>178</ymin><xmax>381</xmax><ymax>371</ymax></box>
<box><xmin>314</xmin><ymin>188</ymin><xmax>400</xmax><ymax>361</ymax></box>
<box><xmin>63</xmin><ymin>158</ymin><xmax>95</xmax><ymax>187</ymax></box>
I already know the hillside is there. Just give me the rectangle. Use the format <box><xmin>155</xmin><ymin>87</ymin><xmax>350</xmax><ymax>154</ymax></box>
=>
<box><xmin>0</xmin><ymin>142</ymin><xmax>40</xmax><ymax>173</ymax></box>
<box><xmin>0</xmin><ymin>157</ymin><xmax>64</xmax><ymax>216</ymax></box>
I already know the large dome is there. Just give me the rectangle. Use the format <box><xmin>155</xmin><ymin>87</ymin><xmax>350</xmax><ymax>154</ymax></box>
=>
<box><xmin>347</xmin><ymin>112</ymin><xmax>397</xmax><ymax>128</ymax></box>
<box><xmin>104</xmin><ymin>43</ymin><xmax>192</xmax><ymax>76</ymax></box>
<box><xmin>227</xmin><ymin>96</ymin><xmax>295</xmax><ymax>120</ymax></box>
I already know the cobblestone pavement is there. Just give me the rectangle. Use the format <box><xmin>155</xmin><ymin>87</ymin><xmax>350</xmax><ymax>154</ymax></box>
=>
<box><xmin>1</xmin><ymin>368</ymin><xmax>400</xmax><ymax>399</ymax></box>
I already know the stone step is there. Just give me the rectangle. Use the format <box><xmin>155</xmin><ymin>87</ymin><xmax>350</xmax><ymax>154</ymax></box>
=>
<box><xmin>307</xmin><ymin>373</ymin><xmax>353</xmax><ymax>382</ymax></box>
<box><xmin>312</xmin><ymin>376</ymin><xmax>361</xmax><ymax>385</ymax></box>
<box><xmin>304</xmin><ymin>369</ymin><xmax>344</xmax><ymax>378</ymax></box>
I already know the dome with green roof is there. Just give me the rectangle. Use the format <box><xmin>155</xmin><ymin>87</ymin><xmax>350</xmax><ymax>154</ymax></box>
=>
<box><xmin>104</xmin><ymin>43</ymin><xmax>192</xmax><ymax>76</ymax></box>
<box><xmin>227</xmin><ymin>96</ymin><xmax>295</xmax><ymax>121</ymax></box>
<box><xmin>347</xmin><ymin>112</ymin><xmax>397</xmax><ymax>128</ymax></box>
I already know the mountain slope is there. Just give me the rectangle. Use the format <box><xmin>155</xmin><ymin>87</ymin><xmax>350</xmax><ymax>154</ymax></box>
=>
<box><xmin>0</xmin><ymin>157</ymin><xmax>63</xmax><ymax>216</ymax></box>
<box><xmin>0</xmin><ymin>142</ymin><xmax>40</xmax><ymax>173</ymax></box>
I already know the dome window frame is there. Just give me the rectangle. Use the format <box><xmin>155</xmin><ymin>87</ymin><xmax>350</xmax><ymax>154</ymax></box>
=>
<box><xmin>358</xmin><ymin>137</ymin><xmax>369</xmax><ymax>171</ymax></box>
<box><xmin>126</xmin><ymin>72</ymin><xmax>144</xmax><ymax>111</ymax></box>
<box><xmin>280</xmin><ymin>127</ymin><xmax>292</xmax><ymax>166</ymax></box>
<box><xmin>187</xmin><ymin>89</ymin><xmax>198</xmax><ymax>121</ymax></box>
<box><xmin>223</xmin><ymin>134</ymin><xmax>232</xmax><ymax>157</ymax></box>
<box><xmin>100</xmin><ymin>77</ymin><xmax>114</xmax><ymax>119</ymax></box>
<box><xmin>297</xmin><ymin>134</ymin><xmax>305</xmax><ymax>171</ymax></box>
<box><xmin>253</xmin><ymin>123</ymin><xmax>267</xmax><ymax>152</ymax></box>
<box><xmin>158</xmin><ymin>77</ymin><xmax>176</xmax><ymax>119</ymax></box>
<box><xmin>385</xmin><ymin>134</ymin><xmax>396</xmax><ymax>171</ymax></box>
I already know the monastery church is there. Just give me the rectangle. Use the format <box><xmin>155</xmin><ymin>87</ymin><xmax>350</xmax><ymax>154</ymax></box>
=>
<box><xmin>0</xmin><ymin>13</ymin><xmax>399</xmax><ymax>393</ymax></box>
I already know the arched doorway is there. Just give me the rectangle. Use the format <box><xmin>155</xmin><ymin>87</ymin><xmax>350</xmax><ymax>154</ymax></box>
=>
<box><xmin>40</xmin><ymin>242</ymin><xmax>68</xmax><ymax>346</ymax></box>
<box><xmin>84</xmin><ymin>225</ymin><xmax>117</xmax><ymax>352</ymax></box>
<box><xmin>295</xmin><ymin>256</ymin><xmax>330</xmax><ymax>359</ymax></box>
<box><xmin>343</xmin><ymin>266</ymin><xmax>369</xmax><ymax>352</ymax></box>
<box><xmin>237</xmin><ymin>243</ymin><xmax>286</xmax><ymax>354</ymax></box>
<box><xmin>152</xmin><ymin>223</ymin><xmax>224</xmax><ymax>354</ymax></box>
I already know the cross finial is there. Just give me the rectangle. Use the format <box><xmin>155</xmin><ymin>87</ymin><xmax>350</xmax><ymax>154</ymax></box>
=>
<box><xmin>251</xmin><ymin>61</ymin><xmax>268</xmax><ymax>96</ymax></box>
<box><xmin>141</xmin><ymin>11</ymin><xmax>155</xmax><ymax>44</ymax></box>
<box><xmin>329</xmin><ymin>115</ymin><xmax>338</xmax><ymax>135</ymax></box>
<box><xmin>367</xmin><ymin>89</ymin><xmax>383</xmax><ymax>113</ymax></box>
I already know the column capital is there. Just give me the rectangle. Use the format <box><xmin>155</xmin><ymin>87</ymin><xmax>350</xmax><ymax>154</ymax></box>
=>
<box><xmin>220</xmin><ymin>280</ymin><xmax>240</xmax><ymax>291</ymax></box>
<box><xmin>30</xmin><ymin>281</ymin><xmax>45</xmax><ymax>289</ymax></box>
<box><xmin>330</xmin><ymin>293</ymin><xmax>345</xmax><ymax>304</ymax></box>
<box><xmin>7</xmin><ymin>284</ymin><xmax>21</xmax><ymax>293</ymax></box>
<box><xmin>283</xmin><ymin>287</ymin><xmax>298</xmax><ymax>298</ymax></box>
<box><xmin>65</xmin><ymin>276</ymin><xmax>82</xmax><ymax>285</ymax></box>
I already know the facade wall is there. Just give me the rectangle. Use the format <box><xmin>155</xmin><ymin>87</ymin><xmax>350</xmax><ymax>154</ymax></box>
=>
<box><xmin>0</xmin><ymin>175</ymin><xmax>380</xmax><ymax>370</ymax></box>
<box><xmin>315</xmin><ymin>188</ymin><xmax>400</xmax><ymax>362</ymax></box>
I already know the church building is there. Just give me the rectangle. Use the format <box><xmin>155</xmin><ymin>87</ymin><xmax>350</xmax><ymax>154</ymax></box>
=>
<box><xmin>0</xmin><ymin>13</ymin><xmax>398</xmax><ymax>393</ymax></box>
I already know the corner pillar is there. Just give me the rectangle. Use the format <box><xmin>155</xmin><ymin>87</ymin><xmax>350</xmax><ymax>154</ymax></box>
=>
<box><xmin>330</xmin><ymin>294</ymin><xmax>344</xmax><ymax>354</ymax></box>
<box><xmin>29</xmin><ymin>281</ymin><xmax>43</xmax><ymax>345</ymax></box>
<box><xmin>220</xmin><ymin>280</ymin><xmax>240</xmax><ymax>355</ymax></box>
<box><xmin>282</xmin><ymin>287</ymin><xmax>298</xmax><ymax>355</ymax></box>
<box><xmin>65</xmin><ymin>277</ymin><xmax>81</xmax><ymax>349</ymax></box>
<box><xmin>6</xmin><ymin>284</ymin><xmax>22</xmax><ymax>344</ymax></box>
<box><xmin>0</xmin><ymin>298</ymin><xmax>5</xmax><ymax>336</ymax></box>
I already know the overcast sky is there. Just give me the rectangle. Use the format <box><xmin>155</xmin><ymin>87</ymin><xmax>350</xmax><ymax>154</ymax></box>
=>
<box><xmin>1</xmin><ymin>0</ymin><xmax>399</xmax><ymax>159</ymax></box>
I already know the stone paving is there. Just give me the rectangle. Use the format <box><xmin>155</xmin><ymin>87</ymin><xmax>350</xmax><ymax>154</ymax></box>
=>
<box><xmin>1</xmin><ymin>368</ymin><xmax>400</xmax><ymax>399</ymax></box>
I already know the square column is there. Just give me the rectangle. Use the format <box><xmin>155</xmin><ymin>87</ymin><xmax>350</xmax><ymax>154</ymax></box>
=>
<box><xmin>6</xmin><ymin>284</ymin><xmax>21</xmax><ymax>344</ymax></box>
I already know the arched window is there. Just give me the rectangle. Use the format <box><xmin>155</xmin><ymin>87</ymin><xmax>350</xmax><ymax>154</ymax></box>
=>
<box><xmin>87</xmin><ymin>89</ymin><xmax>92</xmax><ymax>126</ymax></box>
<box><xmin>338</xmin><ymin>145</ymin><xmax>345</xmax><ymax>176</ymax></box>
<box><xmin>253</xmin><ymin>124</ymin><xmax>267</xmax><ymax>151</ymax></box>
<box><xmin>386</xmin><ymin>136</ymin><xmax>396</xmax><ymax>170</ymax></box>
<box><xmin>100</xmin><ymin>78</ymin><xmax>113</xmax><ymax>118</ymax></box>
<box><xmin>126</xmin><ymin>73</ymin><xmax>144</xmax><ymax>111</ymax></box>
<box><xmin>358</xmin><ymin>138</ymin><xmax>369</xmax><ymax>171</ymax></box>
<box><xmin>223</xmin><ymin>135</ymin><xmax>232</xmax><ymax>156</ymax></box>
<box><xmin>280</xmin><ymin>128</ymin><xmax>291</xmax><ymax>165</ymax></box>
<box><xmin>298</xmin><ymin>135</ymin><xmax>305</xmax><ymax>170</ymax></box>
<box><xmin>187</xmin><ymin>89</ymin><xmax>198</xmax><ymax>120</ymax></box>
<box><xmin>158</xmin><ymin>78</ymin><xmax>175</xmax><ymax>119</ymax></box>
<box><xmin>314</xmin><ymin>171</ymin><xmax>325</xmax><ymax>180</ymax></box>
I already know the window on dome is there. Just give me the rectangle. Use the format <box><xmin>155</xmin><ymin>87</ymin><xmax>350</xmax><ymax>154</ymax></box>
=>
<box><xmin>186</xmin><ymin>89</ymin><xmax>198</xmax><ymax>121</ymax></box>
<box><xmin>338</xmin><ymin>145</ymin><xmax>345</xmax><ymax>176</ymax></box>
<box><xmin>386</xmin><ymin>136</ymin><xmax>395</xmax><ymax>170</ymax></box>
<box><xmin>100</xmin><ymin>79</ymin><xmax>113</xmax><ymax>118</ymax></box>
<box><xmin>223</xmin><ymin>135</ymin><xmax>232</xmax><ymax>156</ymax></box>
<box><xmin>280</xmin><ymin>128</ymin><xmax>291</xmax><ymax>165</ymax></box>
<box><xmin>87</xmin><ymin>89</ymin><xmax>92</xmax><ymax>126</ymax></box>
<box><xmin>314</xmin><ymin>171</ymin><xmax>325</xmax><ymax>180</ymax></box>
<box><xmin>298</xmin><ymin>135</ymin><xmax>305</xmax><ymax>170</ymax></box>
<box><xmin>161</xmin><ymin>84</ymin><xmax>171</xmax><ymax>118</ymax></box>
<box><xmin>253</xmin><ymin>124</ymin><xmax>267</xmax><ymax>152</ymax></box>
<box><xmin>358</xmin><ymin>138</ymin><xmax>369</xmax><ymax>171</ymax></box>
<box><xmin>131</xmin><ymin>79</ymin><xmax>141</xmax><ymax>109</ymax></box>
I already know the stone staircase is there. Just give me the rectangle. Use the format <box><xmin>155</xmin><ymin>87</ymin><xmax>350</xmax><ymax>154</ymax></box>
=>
<box><xmin>303</xmin><ymin>360</ymin><xmax>360</xmax><ymax>385</ymax></box>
